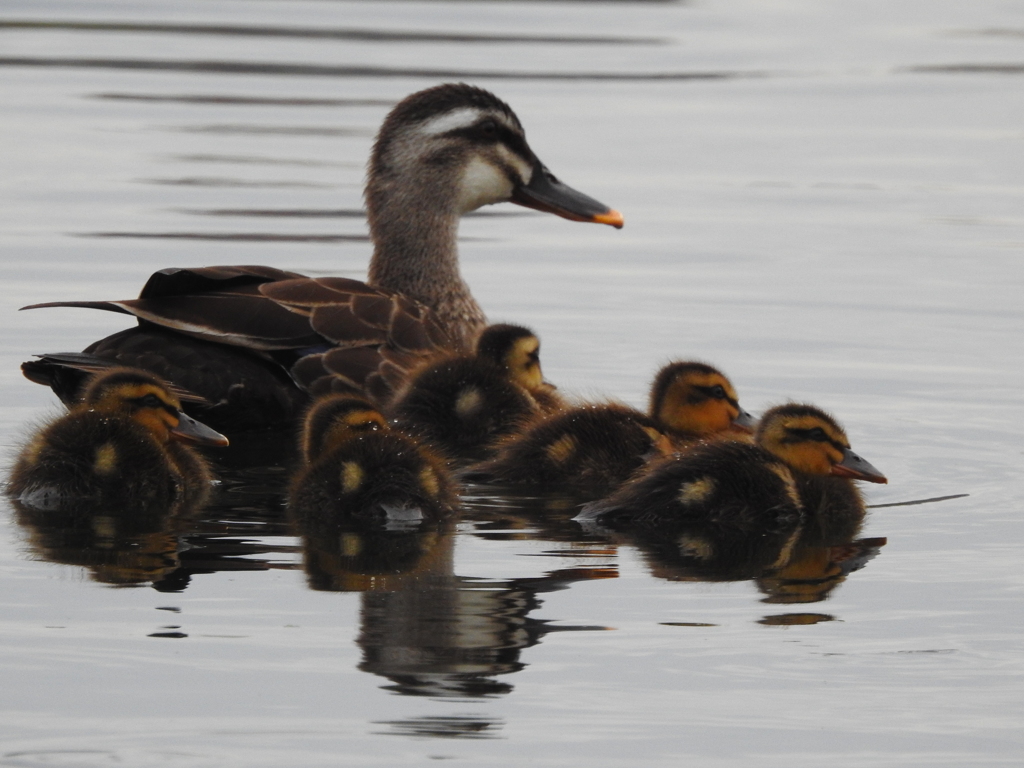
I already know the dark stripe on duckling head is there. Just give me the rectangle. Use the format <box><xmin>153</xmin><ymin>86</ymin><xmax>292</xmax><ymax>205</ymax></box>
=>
<box><xmin>302</xmin><ymin>394</ymin><xmax>388</xmax><ymax>462</ymax></box>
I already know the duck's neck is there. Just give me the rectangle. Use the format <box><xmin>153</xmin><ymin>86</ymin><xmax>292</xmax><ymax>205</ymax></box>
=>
<box><xmin>366</xmin><ymin>183</ymin><xmax>487</xmax><ymax>352</ymax></box>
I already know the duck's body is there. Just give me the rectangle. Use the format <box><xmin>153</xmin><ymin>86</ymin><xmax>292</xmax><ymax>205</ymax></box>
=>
<box><xmin>289</xmin><ymin>395</ymin><xmax>458</xmax><ymax>528</ymax></box>
<box><xmin>465</xmin><ymin>361</ymin><xmax>752</xmax><ymax>496</ymax></box>
<box><xmin>8</xmin><ymin>368</ymin><xmax>228</xmax><ymax>510</ymax></box>
<box><xmin>390</xmin><ymin>323</ymin><xmax>562</xmax><ymax>458</ymax></box>
<box><xmin>23</xmin><ymin>84</ymin><xmax>622</xmax><ymax>432</ymax></box>
<box><xmin>578</xmin><ymin>404</ymin><xmax>887</xmax><ymax>570</ymax></box>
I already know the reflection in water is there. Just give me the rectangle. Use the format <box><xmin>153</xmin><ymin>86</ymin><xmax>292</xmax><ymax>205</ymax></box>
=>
<box><xmin>757</xmin><ymin>538</ymin><xmax>887</xmax><ymax>604</ymax></box>
<box><xmin>374</xmin><ymin>715</ymin><xmax>503</xmax><ymax>740</ymax></box>
<box><xmin>0</xmin><ymin>56</ymin><xmax>760</xmax><ymax>82</ymax></box>
<box><xmin>298</xmin><ymin>512</ymin><xmax>611</xmax><ymax>697</ymax></box>
<box><xmin>94</xmin><ymin>93</ymin><xmax>395</xmax><ymax>107</ymax></box>
<box><xmin>0</xmin><ymin>20</ymin><xmax>666</xmax><ymax>46</ymax></box>
<box><xmin>10</xmin><ymin>498</ymin><xmax>189</xmax><ymax>587</ymax></box>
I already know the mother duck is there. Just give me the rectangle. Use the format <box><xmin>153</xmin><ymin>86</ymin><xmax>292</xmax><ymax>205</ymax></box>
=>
<box><xmin>23</xmin><ymin>83</ymin><xmax>623</xmax><ymax>432</ymax></box>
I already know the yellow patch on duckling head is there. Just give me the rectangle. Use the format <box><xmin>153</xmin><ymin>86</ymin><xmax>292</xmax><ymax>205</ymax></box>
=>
<box><xmin>677</xmin><ymin>477</ymin><xmax>716</xmax><ymax>505</ymax></box>
<box><xmin>93</xmin><ymin>442</ymin><xmax>119</xmax><ymax>476</ymax></box>
<box><xmin>455</xmin><ymin>387</ymin><xmax>484</xmax><ymax>419</ymax></box>
<box><xmin>508</xmin><ymin>336</ymin><xmax>543</xmax><ymax>391</ymax></box>
<box><xmin>655</xmin><ymin>367</ymin><xmax>742</xmax><ymax>437</ymax></box>
<box><xmin>340</xmin><ymin>461</ymin><xmax>365</xmax><ymax>494</ymax></box>
<box><xmin>678</xmin><ymin>534</ymin><xmax>714</xmax><ymax>560</ymax></box>
<box><xmin>544</xmin><ymin>433</ymin><xmax>578</xmax><ymax>465</ymax></box>
<box><xmin>419</xmin><ymin>466</ymin><xmax>440</xmax><ymax>498</ymax></box>
<box><xmin>758</xmin><ymin>409</ymin><xmax>850</xmax><ymax>476</ymax></box>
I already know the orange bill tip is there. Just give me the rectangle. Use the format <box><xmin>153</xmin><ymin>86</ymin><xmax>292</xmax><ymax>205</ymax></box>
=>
<box><xmin>593</xmin><ymin>209</ymin><xmax>625</xmax><ymax>229</ymax></box>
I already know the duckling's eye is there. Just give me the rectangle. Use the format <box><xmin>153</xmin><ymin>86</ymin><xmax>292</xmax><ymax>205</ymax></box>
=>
<box><xmin>138</xmin><ymin>394</ymin><xmax>165</xmax><ymax>409</ymax></box>
<box><xmin>808</xmin><ymin>427</ymin><xmax>829</xmax><ymax>441</ymax></box>
<box><xmin>710</xmin><ymin>385</ymin><xmax>726</xmax><ymax>399</ymax></box>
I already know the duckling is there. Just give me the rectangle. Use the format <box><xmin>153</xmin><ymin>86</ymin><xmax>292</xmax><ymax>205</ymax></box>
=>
<box><xmin>289</xmin><ymin>395</ymin><xmax>458</xmax><ymax>528</ymax></box>
<box><xmin>389</xmin><ymin>323</ymin><xmax>562</xmax><ymax>458</ymax></box>
<box><xmin>577</xmin><ymin>404</ymin><xmax>887</xmax><ymax>566</ymax></box>
<box><xmin>473</xmin><ymin>323</ymin><xmax>565</xmax><ymax>412</ymax></box>
<box><xmin>465</xmin><ymin>361</ymin><xmax>752</xmax><ymax>495</ymax></box>
<box><xmin>23</xmin><ymin>84</ymin><xmax>623</xmax><ymax>431</ymax></box>
<box><xmin>7</xmin><ymin>368</ymin><xmax>228</xmax><ymax>510</ymax></box>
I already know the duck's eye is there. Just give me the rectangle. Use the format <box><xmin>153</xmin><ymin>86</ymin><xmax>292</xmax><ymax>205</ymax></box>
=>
<box><xmin>477</xmin><ymin>119</ymin><xmax>498</xmax><ymax>139</ymax></box>
<box><xmin>808</xmin><ymin>427</ymin><xmax>829</xmax><ymax>441</ymax></box>
<box><xmin>711</xmin><ymin>385</ymin><xmax>726</xmax><ymax>399</ymax></box>
<box><xmin>138</xmin><ymin>394</ymin><xmax>165</xmax><ymax>409</ymax></box>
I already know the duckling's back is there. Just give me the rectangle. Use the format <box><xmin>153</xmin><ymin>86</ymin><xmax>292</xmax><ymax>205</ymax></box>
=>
<box><xmin>391</xmin><ymin>356</ymin><xmax>537</xmax><ymax>458</ymax></box>
<box><xmin>9</xmin><ymin>411</ymin><xmax>182</xmax><ymax>510</ymax></box>
<box><xmin>289</xmin><ymin>430</ymin><xmax>457</xmax><ymax>526</ymax></box>
<box><xmin>466</xmin><ymin>404</ymin><xmax>664</xmax><ymax>494</ymax></box>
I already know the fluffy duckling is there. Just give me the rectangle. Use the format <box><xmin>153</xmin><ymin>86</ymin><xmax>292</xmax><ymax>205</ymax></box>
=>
<box><xmin>8</xmin><ymin>368</ymin><xmax>228</xmax><ymax>510</ymax></box>
<box><xmin>577</xmin><ymin>404</ymin><xmax>887</xmax><ymax>563</ymax></box>
<box><xmin>389</xmin><ymin>324</ymin><xmax>561</xmax><ymax>458</ymax></box>
<box><xmin>464</xmin><ymin>361</ymin><xmax>753</xmax><ymax>495</ymax></box>
<box><xmin>289</xmin><ymin>395</ymin><xmax>458</xmax><ymax>528</ymax></box>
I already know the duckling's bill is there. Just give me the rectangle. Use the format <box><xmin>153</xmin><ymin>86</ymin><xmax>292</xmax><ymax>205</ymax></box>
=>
<box><xmin>831</xmin><ymin>447</ymin><xmax>887</xmax><ymax>484</ymax></box>
<box><xmin>170</xmin><ymin>413</ymin><xmax>230</xmax><ymax>447</ymax></box>
<box><xmin>510</xmin><ymin>162</ymin><xmax>624</xmax><ymax>228</ymax></box>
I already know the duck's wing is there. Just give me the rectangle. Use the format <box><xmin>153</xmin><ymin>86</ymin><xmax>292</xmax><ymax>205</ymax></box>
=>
<box><xmin>21</xmin><ymin>266</ymin><xmax>452</xmax><ymax>414</ymax></box>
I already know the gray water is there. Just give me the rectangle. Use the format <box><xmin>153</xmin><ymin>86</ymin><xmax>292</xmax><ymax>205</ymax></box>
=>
<box><xmin>2</xmin><ymin>1</ymin><xmax>1023</xmax><ymax>765</ymax></box>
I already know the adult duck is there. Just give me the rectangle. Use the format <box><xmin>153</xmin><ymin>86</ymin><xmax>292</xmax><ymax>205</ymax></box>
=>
<box><xmin>22</xmin><ymin>83</ymin><xmax>623</xmax><ymax>432</ymax></box>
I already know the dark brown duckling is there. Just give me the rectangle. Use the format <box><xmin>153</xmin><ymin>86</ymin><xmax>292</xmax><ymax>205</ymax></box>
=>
<box><xmin>464</xmin><ymin>361</ymin><xmax>752</xmax><ymax>496</ymax></box>
<box><xmin>389</xmin><ymin>324</ymin><xmax>560</xmax><ymax>459</ymax></box>
<box><xmin>7</xmin><ymin>368</ymin><xmax>228</xmax><ymax>511</ymax></box>
<box><xmin>577</xmin><ymin>403</ymin><xmax>887</xmax><ymax>568</ymax></box>
<box><xmin>289</xmin><ymin>395</ymin><xmax>458</xmax><ymax>528</ymax></box>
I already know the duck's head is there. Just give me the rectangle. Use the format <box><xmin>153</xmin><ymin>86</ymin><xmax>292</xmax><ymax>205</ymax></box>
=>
<box><xmin>368</xmin><ymin>83</ymin><xmax>623</xmax><ymax>227</ymax></box>
<box><xmin>475</xmin><ymin>323</ymin><xmax>545</xmax><ymax>392</ymax></box>
<box><xmin>756</xmin><ymin>404</ymin><xmax>887</xmax><ymax>483</ymax></box>
<box><xmin>650</xmin><ymin>361</ymin><xmax>754</xmax><ymax>436</ymax></box>
<box><xmin>302</xmin><ymin>395</ymin><xmax>389</xmax><ymax>462</ymax></box>
<box><xmin>82</xmin><ymin>369</ymin><xmax>228</xmax><ymax>448</ymax></box>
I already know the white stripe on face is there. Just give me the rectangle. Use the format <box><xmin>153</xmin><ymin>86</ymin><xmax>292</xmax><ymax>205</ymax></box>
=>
<box><xmin>457</xmin><ymin>156</ymin><xmax>514</xmax><ymax>213</ymax></box>
<box><xmin>418</xmin><ymin>108</ymin><xmax>483</xmax><ymax>136</ymax></box>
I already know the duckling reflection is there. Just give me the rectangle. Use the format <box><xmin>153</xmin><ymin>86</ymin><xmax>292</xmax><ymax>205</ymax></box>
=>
<box><xmin>9</xmin><ymin>496</ymin><xmax>185</xmax><ymax>587</ymax></box>
<box><xmin>757</xmin><ymin>537</ymin><xmax>887</xmax><ymax>604</ymax></box>
<box><xmin>297</xmin><ymin>513</ymin><xmax>609</xmax><ymax>697</ymax></box>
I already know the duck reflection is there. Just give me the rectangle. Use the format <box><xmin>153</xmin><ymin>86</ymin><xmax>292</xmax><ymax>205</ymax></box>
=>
<box><xmin>296</xmin><ymin>510</ymin><xmax>611</xmax><ymax>697</ymax></box>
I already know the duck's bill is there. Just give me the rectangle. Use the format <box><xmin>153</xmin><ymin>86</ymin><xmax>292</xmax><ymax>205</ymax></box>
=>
<box><xmin>731</xmin><ymin>408</ymin><xmax>757</xmax><ymax>433</ymax></box>
<box><xmin>170</xmin><ymin>412</ymin><xmax>230</xmax><ymax>447</ymax></box>
<box><xmin>831</xmin><ymin>448</ymin><xmax>887</xmax><ymax>484</ymax></box>
<box><xmin>511</xmin><ymin>163</ymin><xmax>624</xmax><ymax>228</ymax></box>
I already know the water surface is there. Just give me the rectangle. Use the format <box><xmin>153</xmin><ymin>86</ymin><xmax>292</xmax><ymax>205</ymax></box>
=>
<box><xmin>1</xmin><ymin>1</ymin><xmax>1023</xmax><ymax>766</ymax></box>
